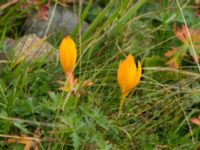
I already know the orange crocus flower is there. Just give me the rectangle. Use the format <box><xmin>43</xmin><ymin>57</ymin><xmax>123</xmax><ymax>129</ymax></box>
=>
<box><xmin>59</xmin><ymin>36</ymin><xmax>77</xmax><ymax>75</ymax></box>
<box><xmin>117</xmin><ymin>54</ymin><xmax>142</xmax><ymax>115</ymax></box>
<box><xmin>59</xmin><ymin>36</ymin><xmax>77</xmax><ymax>87</ymax></box>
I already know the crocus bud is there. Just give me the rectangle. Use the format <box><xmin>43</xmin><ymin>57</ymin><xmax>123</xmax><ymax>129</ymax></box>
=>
<box><xmin>59</xmin><ymin>36</ymin><xmax>77</xmax><ymax>75</ymax></box>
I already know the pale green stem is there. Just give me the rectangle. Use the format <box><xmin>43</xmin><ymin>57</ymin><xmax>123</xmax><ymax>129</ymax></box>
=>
<box><xmin>118</xmin><ymin>93</ymin><xmax>128</xmax><ymax>116</ymax></box>
<box><xmin>62</xmin><ymin>92</ymin><xmax>70</xmax><ymax>111</ymax></box>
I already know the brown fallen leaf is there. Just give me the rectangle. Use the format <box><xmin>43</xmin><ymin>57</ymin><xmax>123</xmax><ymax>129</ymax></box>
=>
<box><xmin>6</xmin><ymin>135</ymin><xmax>39</xmax><ymax>150</ymax></box>
<box><xmin>190</xmin><ymin>115</ymin><xmax>200</xmax><ymax>126</ymax></box>
<box><xmin>3</xmin><ymin>128</ymin><xmax>56</xmax><ymax>150</ymax></box>
<box><xmin>164</xmin><ymin>47</ymin><xmax>177</xmax><ymax>58</ymax></box>
<box><xmin>166</xmin><ymin>57</ymin><xmax>179</xmax><ymax>69</ymax></box>
<box><xmin>36</xmin><ymin>3</ymin><xmax>49</xmax><ymax>21</ymax></box>
<box><xmin>165</xmin><ymin>24</ymin><xmax>200</xmax><ymax>68</ymax></box>
<box><xmin>195</xmin><ymin>0</ymin><xmax>200</xmax><ymax>5</ymax></box>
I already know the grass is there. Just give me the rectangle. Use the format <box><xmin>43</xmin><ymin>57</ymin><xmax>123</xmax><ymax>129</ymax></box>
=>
<box><xmin>0</xmin><ymin>0</ymin><xmax>200</xmax><ymax>149</ymax></box>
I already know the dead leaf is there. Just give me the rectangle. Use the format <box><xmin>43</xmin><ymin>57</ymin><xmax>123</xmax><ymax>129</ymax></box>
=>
<box><xmin>166</xmin><ymin>24</ymin><xmax>200</xmax><ymax>68</ymax></box>
<box><xmin>190</xmin><ymin>115</ymin><xmax>200</xmax><ymax>126</ymax></box>
<box><xmin>6</xmin><ymin>135</ymin><xmax>39</xmax><ymax>150</ymax></box>
<box><xmin>82</xmin><ymin>79</ymin><xmax>93</xmax><ymax>87</ymax></box>
<box><xmin>173</xmin><ymin>24</ymin><xmax>200</xmax><ymax>44</ymax></box>
<box><xmin>58</xmin><ymin>78</ymin><xmax>93</xmax><ymax>97</ymax></box>
<box><xmin>195</xmin><ymin>0</ymin><xmax>200</xmax><ymax>5</ymax></box>
<box><xmin>166</xmin><ymin>57</ymin><xmax>179</xmax><ymax>69</ymax></box>
<box><xmin>164</xmin><ymin>47</ymin><xmax>177</xmax><ymax>58</ymax></box>
<box><xmin>2</xmin><ymin>127</ymin><xmax>56</xmax><ymax>150</ymax></box>
<box><xmin>36</xmin><ymin>3</ymin><xmax>49</xmax><ymax>21</ymax></box>
<box><xmin>173</xmin><ymin>24</ymin><xmax>188</xmax><ymax>44</ymax></box>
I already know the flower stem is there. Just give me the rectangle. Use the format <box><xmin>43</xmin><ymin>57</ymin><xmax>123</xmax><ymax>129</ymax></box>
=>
<box><xmin>118</xmin><ymin>93</ymin><xmax>127</xmax><ymax>116</ymax></box>
<box><xmin>62</xmin><ymin>92</ymin><xmax>70</xmax><ymax>111</ymax></box>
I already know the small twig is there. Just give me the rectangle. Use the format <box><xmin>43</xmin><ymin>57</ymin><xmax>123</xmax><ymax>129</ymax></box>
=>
<box><xmin>61</xmin><ymin>92</ymin><xmax>71</xmax><ymax>111</ymax></box>
<box><xmin>0</xmin><ymin>116</ymin><xmax>64</xmax><ymax>128</ymax></box>
<box><xmin>0</xmin><ymin>134</ymin><xmax>57</xmax><ymax>143</ymax></box>
<box><xmin>173</xmin><ymin>94</ymin><xmax>195</xmax><ymax>144</ymax></box>
<box><xmin>43</xmin><ymin>1</ymin><xmax>58</xmax><ymax>38</ymax></box>
<box><xmin>0</xmin><ymin>134</ymin><xmax>40</xmax><ymax>142</ymax></box>
<box><xmin>144</xmin><ymin>67</ymin><xmax>200</xmax><ymax>78</ymax></box>
<box><xmin>118</xmin><ymin>127</ymin><xmax>135</xmax><ymax>149</ymax></box>
<box><xmin>0</xmin><ymin>0</ymin><xmax>18</xmax><ymax>11</ymax></box>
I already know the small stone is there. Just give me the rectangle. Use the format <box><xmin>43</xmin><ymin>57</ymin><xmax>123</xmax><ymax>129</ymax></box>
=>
<box><xmin>13</xmin><ymin>34</ymin><xmax>57</xmax><ymax>63</ymax></box>
<box><xmin>24</xmin><ymin>5</ymin><xmax>89</xmax><ymax>37</ymax></box>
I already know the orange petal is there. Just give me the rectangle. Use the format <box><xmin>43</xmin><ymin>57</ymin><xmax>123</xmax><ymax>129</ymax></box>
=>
<box><xmin>59</xmin><ymin>36</ymin><xmax>77</xmax><ymax>75</ymax></box>
<box><xmin>117</xmin><ymin>54</ymin><xmax>142</xmax><ymax>95</ymax></box>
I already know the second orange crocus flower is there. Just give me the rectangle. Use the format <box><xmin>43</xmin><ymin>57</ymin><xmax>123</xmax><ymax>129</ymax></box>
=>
<box><xmin>117</xmin><ymin>54</ymin><xmax>142</xmax><ymax>115</ymax></box>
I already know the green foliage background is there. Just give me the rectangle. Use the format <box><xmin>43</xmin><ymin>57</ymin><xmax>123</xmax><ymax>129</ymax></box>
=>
<box><xmin>0</xmin><ymin>0</ymin><xmax>200</xmax><ymax>149</ymax></box>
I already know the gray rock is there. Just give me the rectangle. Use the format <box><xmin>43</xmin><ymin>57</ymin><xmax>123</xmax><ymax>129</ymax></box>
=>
<box><xmin>13</xmin><ymin>34</ymin><xmax>57</xmax><ymax>63</ymax></box>
<box><xmin>24</xmin><ymin>6</ymin><xmax>89</xmax><ymax>37</ymax></box>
